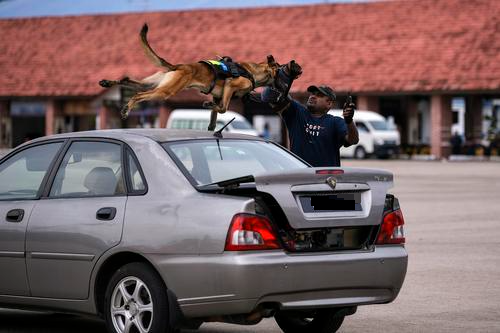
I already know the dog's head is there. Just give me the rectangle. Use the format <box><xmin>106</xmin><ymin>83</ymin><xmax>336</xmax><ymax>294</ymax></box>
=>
<box><xmin>252</xmin><ymin>56</ymin><xmax>302</xmax><ymax>87</ymax></box>
<box><xmin>268</xmin><ymin>57</ymin><xmax>303</xmax><ymax>81</ymax></box>
<box><xmin>284</xmin><ymin>60</ymin><xmax>303</xmax><ymax>80</ymax></box>
<box><xmin>269</xmin><ymin>59</ymin><xmax>303</xmax><ymax>96</ymax></box>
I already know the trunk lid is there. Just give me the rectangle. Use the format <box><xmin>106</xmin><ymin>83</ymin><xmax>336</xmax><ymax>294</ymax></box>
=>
<box><xmin>254</xmin><ymin>167</ymin><xmax>393</xmax><ymax>229</ymax></box>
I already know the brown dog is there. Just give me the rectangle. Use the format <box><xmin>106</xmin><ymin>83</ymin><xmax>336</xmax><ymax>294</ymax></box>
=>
<box><xmin>99</xmin><ymin>24</ymin><xmax>288</xmax><ymax>130</ymax></box>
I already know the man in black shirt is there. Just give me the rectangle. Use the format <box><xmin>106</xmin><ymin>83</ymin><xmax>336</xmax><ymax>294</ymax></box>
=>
<box><xmin>278</xmin><ymin>85</ymin><xmax>359</xmax><ymax>166</ymax></box>
<box><xmin>258</xmin><ymin>77</ymin><xmax>359</xmax><ymax>166</ymax></box>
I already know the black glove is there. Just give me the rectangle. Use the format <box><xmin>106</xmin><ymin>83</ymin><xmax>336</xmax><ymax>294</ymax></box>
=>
<box><xmin>261</xmin><ymin>87</ymin><xmax>283</xmax><ymax>104</ymax></box>
<box><xmin>261</xmin><ymin>61</ymin><xmax>302</xmax><ymax>112</ymax></box>
<box><xmin>343</xmin><ymin>102</ymin><xmax>355</xmax><ymax>124</ymax></box>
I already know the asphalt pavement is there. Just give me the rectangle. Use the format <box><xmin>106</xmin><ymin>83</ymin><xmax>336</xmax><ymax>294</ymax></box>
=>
<box><xmin>1</xmin><ymin>160</ymin><xmax>499</xmax><ymax>333</ymax></box>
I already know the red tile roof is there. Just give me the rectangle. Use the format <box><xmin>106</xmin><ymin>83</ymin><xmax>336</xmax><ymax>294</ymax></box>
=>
<box><xmin>1</xmin><ymin>0</ymin><xmax>499</xmax><ymax>97</ymax></box>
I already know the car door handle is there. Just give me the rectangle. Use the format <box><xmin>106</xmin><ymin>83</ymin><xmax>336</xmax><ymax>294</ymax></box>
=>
<box><xmin>6</xmin><ymin>209</ymin><xmax>24</xmax><ymax>223</ymax></box>
<box><xmin>96</xmin><ymin>207</ymin><xmax>117</xmax><ymax>221</ymax></box>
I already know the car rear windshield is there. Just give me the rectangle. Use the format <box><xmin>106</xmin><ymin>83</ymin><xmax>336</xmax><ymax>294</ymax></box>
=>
<box><xmin>163</xmin><ymin>139</ymin><xmax>308</xmax><ymax>186</ymax></box>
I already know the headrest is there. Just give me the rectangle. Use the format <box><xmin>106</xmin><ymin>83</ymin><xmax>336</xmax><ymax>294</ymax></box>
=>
<box><xmin>83</xmin><ymin>167</ymin><xmax>117</xmax><ymax>196</ymax></box>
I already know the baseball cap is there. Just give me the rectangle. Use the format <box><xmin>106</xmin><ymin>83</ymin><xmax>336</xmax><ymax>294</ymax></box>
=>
<box><xmin>307</xmin><ymin>85</ymin><xmax>336</xmax><ymax>101</ymax></box>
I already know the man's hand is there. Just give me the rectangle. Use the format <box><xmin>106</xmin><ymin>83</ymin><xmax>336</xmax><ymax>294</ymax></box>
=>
<box><xmin>343</xmin><ymin>99</ymin><xmax>359</xmax><ymax>145</ymax></box>
<box><xmin>343</xmin><ymin>101</ymin><xmax>355</xmax><ymax>124</ymax></box>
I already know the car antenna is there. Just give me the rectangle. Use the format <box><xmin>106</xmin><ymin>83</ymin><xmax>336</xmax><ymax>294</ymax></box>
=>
<box><xmin>213</xmin><ymin>117</ymin><xmax>236</xmax><ymax>138</ymax></box>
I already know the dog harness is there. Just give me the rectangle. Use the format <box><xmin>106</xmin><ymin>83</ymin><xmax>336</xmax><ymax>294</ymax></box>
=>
<box><xmin>199</xmin><ymin>59</ymin><xmax>255</xmax><ymax>94</ymax></box>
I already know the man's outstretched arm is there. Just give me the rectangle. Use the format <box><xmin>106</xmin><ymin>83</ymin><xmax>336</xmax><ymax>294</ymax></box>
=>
<box><xmin>343</xmin><ymin>102</ymin><xmax>359</xmax><ymax>146</ymax></box>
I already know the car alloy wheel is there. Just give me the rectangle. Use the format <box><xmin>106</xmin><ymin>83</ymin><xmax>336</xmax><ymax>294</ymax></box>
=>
<box><xmin>111</xmin><ymin>276</ymin><xmax>153</xmax><ymax>333</ymax></box>
<box><xmin>104</xmin><ymin>263</ymin><xmax>170</xmax><ymax>333</ymax></box>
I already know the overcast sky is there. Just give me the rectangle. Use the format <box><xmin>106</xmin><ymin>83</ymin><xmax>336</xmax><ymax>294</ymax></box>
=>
<box><xmin>0</xmin><ymin>0</ymin><xmax>368</xmax><ymax>18</ymax></box>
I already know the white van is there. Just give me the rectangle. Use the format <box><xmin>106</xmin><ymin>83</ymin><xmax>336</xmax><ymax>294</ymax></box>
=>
<box><xmin>166</xmin><ymin>109</ymin><xmax>259</xmax><ymax>136</ymax></box>
<box><xmin>328</xmin><ymin>109</ymin><xmax>401</xmax><ymax>159</ymax></box>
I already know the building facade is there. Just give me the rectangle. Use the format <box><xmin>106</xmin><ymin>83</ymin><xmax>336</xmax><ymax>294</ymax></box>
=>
<box><xmin>1</xmin><ymin>0</ymin><xmax>499</xmax><ymax>157</ymax></box>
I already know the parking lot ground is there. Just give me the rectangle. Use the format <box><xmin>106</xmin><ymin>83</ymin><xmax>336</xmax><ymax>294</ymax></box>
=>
<box><xmin>204</xmin><ymin>160</ymin><xmax>500</xmax><ymax>333</ymax></box>
<box><xmin>1</xmin><ymin>160</ymin><xmax>499</xmax><ymax>333</ymax></box>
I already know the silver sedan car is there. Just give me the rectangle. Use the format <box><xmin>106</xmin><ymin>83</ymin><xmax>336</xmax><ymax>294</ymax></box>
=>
<box><xmin>0</xmin><ymin>129</ymin><xmax>407</xmax><ymax>333</ymax></box>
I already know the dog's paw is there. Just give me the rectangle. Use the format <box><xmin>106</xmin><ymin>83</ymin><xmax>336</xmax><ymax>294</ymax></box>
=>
<box><xmin>99</xmin><ymin>80</ymin><xmax>112</xmax><ymax>88</ymax></box>
<box><xmin>120</xmin><ymin>106</ymin><xmax>129</xmax><ymax>119</ymax></box>
<box><xmin>202</xmin><ymin>101</ymin><xmax>215</xmax><ymax>109</ymax></box>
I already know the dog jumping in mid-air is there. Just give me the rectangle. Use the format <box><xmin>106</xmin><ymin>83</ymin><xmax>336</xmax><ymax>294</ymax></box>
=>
<box><xmin>99</xmin><ymin>24</ymin><xmax>301</xmax><ymax>130</ymax></box>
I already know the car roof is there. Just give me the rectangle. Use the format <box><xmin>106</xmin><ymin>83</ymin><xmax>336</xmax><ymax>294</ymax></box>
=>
<box><xmin>28</xmin><ymin>129</ymin><xmax>265</xmax><ymax>145</ymax></box>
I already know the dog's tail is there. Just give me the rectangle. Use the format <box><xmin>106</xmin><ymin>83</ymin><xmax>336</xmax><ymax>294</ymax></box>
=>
<box><xmin>140</xmin><ymin>23</ymin><xmax>177</xmax><ymax>71</ymax></box>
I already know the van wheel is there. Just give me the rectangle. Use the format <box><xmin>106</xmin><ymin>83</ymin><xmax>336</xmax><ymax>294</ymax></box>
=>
<box><xmin>104</xmin><ymin>262</ymin><xmax>171</xmax><ymax>333</ymax></box>
<box><xmin>354</xmin><ymin>146</ymin><xmax>367</xmax><ymax>159</ymax></box>
<box><xmin>274</xmin><ymin>309</ymin><xmax>345</xmax><ymax>333</ymax></box>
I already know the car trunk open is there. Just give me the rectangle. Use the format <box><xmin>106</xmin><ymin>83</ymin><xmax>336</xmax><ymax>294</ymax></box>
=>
<box><xmin>199</xmin><ymin>167</ymin><xmax>394</xmax><ymax>253</ymax></box>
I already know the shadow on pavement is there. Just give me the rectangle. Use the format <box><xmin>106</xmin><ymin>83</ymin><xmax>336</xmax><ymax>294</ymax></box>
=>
<box><xmin>0</xmin><ymin>309</ymin><xmax>271</xmax><ymax>333</ymax></box>
<box><xmin>0</xmin><ymin>310</ymin><xmax>107</xmax><ymax>333</ymax></box>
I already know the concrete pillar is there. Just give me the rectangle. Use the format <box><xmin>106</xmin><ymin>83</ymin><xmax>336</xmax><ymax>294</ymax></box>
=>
<box><xmin>465</xmin><ymin>96</ymin><xmax>483</xmax><ymax>144</ymax></box>
<box><xmin>0</xmin><ymin>101</ymin><xmax>6</xmax><ymax>115</ymax></box>
<box><xmin>0</xmin><ymin>101</ymin><xmax>9</xmax><ymax>148</ymax></box>
<box><xmin>357</xmin><ymin>95</ymin><xmax>379</xmax><ymax>113</ymax></box>
<box><xmin>45</xmin><ymin>100</ymin><xmax>56</xmax><ymax>136</ymax></box>
<box><xmin>430</xmin><ymin>95</ymin><xmax>452</xmax><ymax>158</ymax></box>
<box><xmin>99</xmin><ymin>105</ymin><xmax>110</xmax><ymax>130</ymax></box>
<box><xmin>158</xmin><ymin>104</ymin><xmax>172</xmax><ymax>128</ymax></box>
<box><xmin>406</xmin><ymin>97</ymin><xmax>419</xmax><ymax>144</ymax></box>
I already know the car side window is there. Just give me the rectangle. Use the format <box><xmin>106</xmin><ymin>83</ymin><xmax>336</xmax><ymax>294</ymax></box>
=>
<box><xmin>49</xmin><ymin>141</ymin><xmax>125</xmax><ymax>198</ymax></box>
<box><xmin>126</xmin><ymin>150</ymin><xmax>146</xmax><ymax>192</ymax></box>
<box><xmin>0</xmin><ymin>142</ymin><xmax>63</xmax><ymax>200</ymax></box>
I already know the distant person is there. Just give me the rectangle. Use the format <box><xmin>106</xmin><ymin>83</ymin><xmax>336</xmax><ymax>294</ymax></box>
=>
<box><xmin>450</xmin><ymin>131</ymin><xmax>463</xmax><ymax>155</ymax></box>
<box><xmin>261</xmin><ymin>122</ymin><xmax>271</xmax><ymax>140</ymax></box>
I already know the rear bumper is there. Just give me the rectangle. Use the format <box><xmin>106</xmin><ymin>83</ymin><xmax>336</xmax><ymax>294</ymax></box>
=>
<box><xmin>151</xmin><ymin>245</ymin><xmax>408</xmax><ymax>318</ymax></box>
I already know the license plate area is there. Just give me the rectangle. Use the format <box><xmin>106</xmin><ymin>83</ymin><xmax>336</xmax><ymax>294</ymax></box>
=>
<box><xmin>299</xmin><ymin>192</ymin><xmax>362</xmax><ymax>213</ymax></box>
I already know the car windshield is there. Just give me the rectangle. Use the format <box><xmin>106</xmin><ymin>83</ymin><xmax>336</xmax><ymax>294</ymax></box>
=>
<box><xmin>368</xmin><ymin>120</ymin><xmax>394</xmax><ymax>131</ymax></box>
<box><xmin>163</xmin><ymin>139</ymin><xmax>308</xmax><ymax>186</ymax></box>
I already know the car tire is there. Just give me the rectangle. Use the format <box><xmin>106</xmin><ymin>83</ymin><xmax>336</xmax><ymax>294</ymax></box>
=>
<box><xmin>104</xmin><ymin>262</ymin><xmax>172</xmax><ymax>333</ymax></box>
<box><xmin>354</xmin><ymin>146</ymin><xmax>367</xmax><ymax>159</ymax></box>
<box><xmin>274</xmin><ymin>309</ymin><xmax>345</xmax><ymax>333</ymax></box>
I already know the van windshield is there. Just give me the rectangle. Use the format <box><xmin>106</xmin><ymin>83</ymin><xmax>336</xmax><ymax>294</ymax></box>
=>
<box><xmin>163</xmin><ymin>140</ymin><xmax>308</xmax><ymax>186</ymax></box>
<box><xmin>231</xmin><ymin>120</ymin><xmax>253</xmax><ymax>130</ymax></box>
<box><xmin>170</xmin><ymin>118</ymin><xmax>253</xmax><ymax>131</ymax></box>
<box><xmin>368</xmin><ymin>120</ymin><xmax>395</xmax><ymax>131</ymax></box>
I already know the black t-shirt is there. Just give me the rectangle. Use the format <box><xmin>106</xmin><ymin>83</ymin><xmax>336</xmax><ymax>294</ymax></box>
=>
<box><xmin>282</xmin><ymin>100</ymin><xmax>347</xmax><ymax>167</ymax></box>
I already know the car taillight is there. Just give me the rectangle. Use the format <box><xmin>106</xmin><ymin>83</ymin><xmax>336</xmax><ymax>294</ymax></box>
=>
<box><xmin>225</xmin><ymin>214</ymin><xmax>281</xmax><ymax>251</ymax></box>
<box><xmin>376</xmin><ymin>196</ymin><xmax>405</xmax><ymax>245</ymax></box>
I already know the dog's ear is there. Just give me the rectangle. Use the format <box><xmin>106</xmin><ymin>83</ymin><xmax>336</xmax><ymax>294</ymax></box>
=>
<box><xmin>267</xmin><ymin>55</ymin><xmax>276</xmax><ymax>66</ymax></box>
